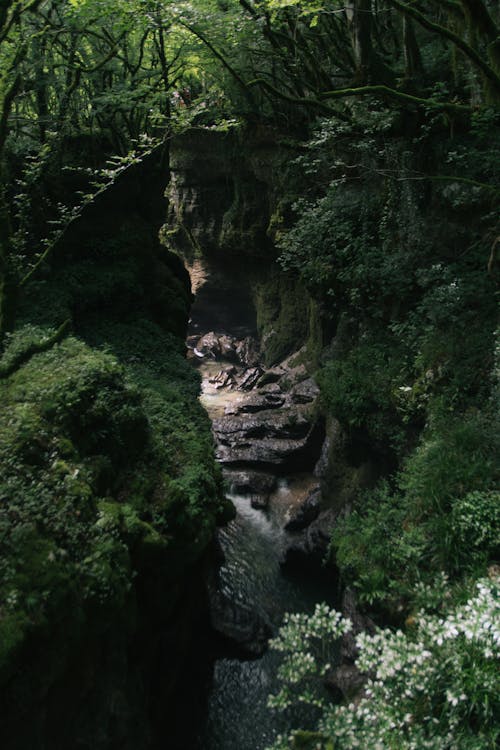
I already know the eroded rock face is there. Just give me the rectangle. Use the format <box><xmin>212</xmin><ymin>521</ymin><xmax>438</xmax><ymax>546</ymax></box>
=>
<box><xmin>282</xmin><ymin>507</ymin><xmax>338</xmax><ymax>570</ymax></box>
<box><xmin>167</xmin><ymin>128</ymin><xmax>281</xmax><ymax>258</ymax></box>
<box><xmin>284</xmin><ymin>486</ymin><xmax>321</xmax><ymax>531</ymax></box>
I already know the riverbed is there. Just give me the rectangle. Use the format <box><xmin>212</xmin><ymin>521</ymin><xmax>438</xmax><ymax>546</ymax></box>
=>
<box><xmin>185</xmin><ymin>257</ymin><xmax>336</xmax><ymax>750</ymax></box>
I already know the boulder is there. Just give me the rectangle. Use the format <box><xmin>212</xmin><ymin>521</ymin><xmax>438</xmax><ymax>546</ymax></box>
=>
<box><xmin>239</xmin><ymin>366</ymin><xmax>265</xmax><ymax>391</ymax></box>
<box><xmin>235</xmin><ymin>337</ymin><xmax>260</xmax><ymax>367</ymax></box>
<box><xmin>284</xmin><ymin>486</ymin><xmax>321</xmax><ymax>531</ymax></box>
<box><xmin>196</xmin><ymin>331</ymin><xmax>221</xmax><ymax>358</ymax></box>
<box><xmin>282</xmin><ymin>507</ymin><xmax>337</xmax><ymax>569</ymax></box>
<box><xmin>209</xmin><ymin>366</ymin><xmax>238</xmax><ymax>389</ymax></box>
<box><xmin>223</xmin><ymin>469</ymin><xmax>277</xmax><ymax>496</ymax></box>
<box><xmin>213</xmin><ymin>410</ymin><xmax>323</xmax><ymax>470</ymax></box>
<box><xmin>218</xmin><ymin>334</ymin><xmax>238</xmax><ymax>361</ymax></box>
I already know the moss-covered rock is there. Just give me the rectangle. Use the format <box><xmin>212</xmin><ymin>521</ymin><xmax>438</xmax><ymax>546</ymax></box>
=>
<box><xmin>0</xmin><ymin>149</ymin><xmax>224</xmax><ymax>749</ymax></box>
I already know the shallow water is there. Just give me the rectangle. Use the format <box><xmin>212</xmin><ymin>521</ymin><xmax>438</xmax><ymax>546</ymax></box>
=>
<box><xmin>186</xmin><ymin>257</ymin><xmax>336</xmax><ymax>750</ymax></box>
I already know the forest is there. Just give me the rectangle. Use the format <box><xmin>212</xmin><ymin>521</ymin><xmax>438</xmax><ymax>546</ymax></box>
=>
<box><xmin>0</xmin><ymin>1</ymin><xmax>499</xmax><ymax>748</ymax></box>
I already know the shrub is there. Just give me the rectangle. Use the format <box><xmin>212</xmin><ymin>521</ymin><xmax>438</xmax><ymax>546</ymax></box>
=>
<box><xmin>330</xmin><ymin>412</ymin><xmax>499</xmax><ymax>610</ymax></box>
<box><xmin>268</xmin><ymin>577</ymin><xmax>500</xmax><ymax>750</ymax></box>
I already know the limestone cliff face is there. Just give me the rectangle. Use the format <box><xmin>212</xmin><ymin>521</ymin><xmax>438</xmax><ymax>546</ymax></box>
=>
<box><xmin>165</xmin><ymin>127</ymin><xmax>383</xmax><ymax>563</ymax></box>
<box><xmin>166</xmin><ymin>127</ymin><xmax>323</xmax><ymax>369</ymax></box>
<box><xmin>166</xmin><ymin>127</ymin><xmax>288</xmax><ymax>259</ymax></box>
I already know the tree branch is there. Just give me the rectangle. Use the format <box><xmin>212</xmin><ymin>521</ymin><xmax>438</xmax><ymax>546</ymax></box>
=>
<box><xmin>387</xmin><ymin>0</ymin><xmax>500</xmax><ymax>95</ymax></box>
<box><xmin>319</xmin><ymin>84</ymin><xmax>471</xmax><ymax>114</ymax></box>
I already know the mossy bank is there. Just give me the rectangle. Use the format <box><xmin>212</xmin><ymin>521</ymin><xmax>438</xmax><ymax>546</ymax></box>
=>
<box><xmin>0</xmin><ymin>150</ymin><xmax>230</xmax><ymax>749</ymax></box>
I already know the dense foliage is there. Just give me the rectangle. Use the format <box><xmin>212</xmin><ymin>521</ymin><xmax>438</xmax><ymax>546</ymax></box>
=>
<box><xmin>269</xmin><ymin>579</ymin><xmax>500</xmax><ymax>749</ymax></box>
<box><xmin>0</xmin><ymin>0</ymin><xmax>498</xmax><ymax>748</ymax></box>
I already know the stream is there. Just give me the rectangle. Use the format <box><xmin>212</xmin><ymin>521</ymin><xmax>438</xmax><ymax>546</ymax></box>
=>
<box><xmin>185</xmin><ymin>258</ymin><xmax>336</xmax><ymax>750</ymax></box>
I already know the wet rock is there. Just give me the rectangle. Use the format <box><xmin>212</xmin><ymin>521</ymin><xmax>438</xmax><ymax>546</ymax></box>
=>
<box><xmin>282</xmin><ymin>507</ymin><xmax>337</xmax><ymax>569</ymax></box>
<box><xmin>284</xmin><ymin>486</ymin><xmax>321</xmax><ymax>531</ymax></box>
<box><xmin>239</xmin><ymin>366</ymin><xmax>265</xmax><ymax>391</ymax></box>
<box><xmin>235</xmin><ymin>337</ymin><xmax>260</xmax><ymax>367</ymax></box>
<box><xmin>289</xmin><ymin>377</ymin><xmax>320</xmax><ymax>405</ymax></box>
<box><xmin>196</xmin><ymin>331</ymin><xmax>221</xmax><ymax>358</ymax></box>
<box><xmin>224</xmin><ymin>391</ymin><xmax>286</xmax><ymax>415</ymax></box>
<box><xmin>250</xmin><ymin>494</ymin><xmax>269</xmax><ymax>510</ymax></box>
<box><xmin>210</xmin><ymin>366</ymin><xmax>238</xmax><ymax>389</ymax></box>
<box><xmin>218</xmin><ymin>334</ymin><xmax>238</xmax><ymax>362</ymax></box>
<box><xmin>186</xmin><ymin>334</ymin><xmax>200</xmax><ymax>350</ymax></box>
<box><xmin>209</xmin><ymin>590</ymin><xmax>272</xmax><ymax>656</ymax></box>
<box><xmin>224</xmin><ymin>469</ymin><xmax>277</xmax><ymax>496</ymax></box>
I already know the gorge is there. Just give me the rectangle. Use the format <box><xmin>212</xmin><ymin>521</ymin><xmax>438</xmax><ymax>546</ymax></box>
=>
<box><xmin>0</xmin><ymin>2</ymin><xmax>499</xmax><ymax>749</ymax></box>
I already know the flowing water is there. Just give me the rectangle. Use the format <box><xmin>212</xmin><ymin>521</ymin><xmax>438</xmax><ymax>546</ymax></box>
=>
<box><xmin>186</xmin><ymin>258</ymin><xmax>336</xmax><ymax>750</ymax></box>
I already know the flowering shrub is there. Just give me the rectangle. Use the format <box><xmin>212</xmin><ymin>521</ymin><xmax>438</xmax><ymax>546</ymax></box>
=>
<box><xmin>268</xmin><ymin>577</ymin><xmax>500</xmax><ymax>749</ymax></box>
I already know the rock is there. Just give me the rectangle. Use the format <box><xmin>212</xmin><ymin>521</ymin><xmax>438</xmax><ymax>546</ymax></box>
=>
<box><xmin>214</xmin><ymin>411</ymin><xmax>312</xmax><ymax>443</ymax></box>
<box><xmin>284</xmin><ymin>486</ymin><xmax>321</xmax><ymax>531</ymax></box>
<box><xmin>196</xmin><ymin>331</ymin><xmax>221</xmax><ymax>358</ymax></box>
<box><xmin>313</xmin><ymin>433</ymin><xmax>333</xmax><ymax>479</ymax></box>
<box><xmin>278</xmin><ymin>349</ymin><xmax>308</xmax><ymax>385</ymax></box>
<box><xmin>209</xmin><ymin>366</ymin><xmax>238</xmax><ymax>389</ymax></box>
<box><xmin>235</xmin><ymin>337</ymin><xmax>260</xmax><ymax>367</ymax></box>
<box><xmin>258</xmin><ymin>382</ymin><xmax>282</xmax><ymax>394</ymax></box>
<box><xmin>289</xmin><ymin>377</ymin><xmax>320</xmax><ymax>405</ymax></box>
<box><xmin>256</xmin><ymin>368</ymin><xmax>285</xmax><ymax>387</ymax></box>
<box><xmin>340</xmin><ymin>587</ymin><xmax>376</xmax><ymax>663</ymax></box>
<box><xmin>213</xmin><ymin>410</ymin><xmax>323</xmax><ymax>471</ymax></box>
<box><xmin>209</xmin><ymin>590</ymin><xmax>272</xmax><ymax>656</ymax></box>
<box><xmin>325</xmin><ymin>664</ymin><xmax>366</xmax><ymax>703</ymax></box>
<box><xmin>224</xmin><ymin>391</ymin><xmax>286</xmax><ymax>415</ymax></box>
<box><xmin>224</xmin><ymin>469</ymin><xmax>277</xmax><ymax>496</ymax></box>
<box><xmin>282</xmin><ymin>507</ymin><xmax>337</xmax><ymax>569</ymax></box>
<box><xmin>239</xmin><ymin>366</ymin><xmax>265</xmax><ymax>391</ymax></box>
<box><xmin>250</xmin><ymin>494</ymin><xmax>269</xmax><ymax>510</ymax></box>
<box><xmin>218</xmin><ymin>334</ymin><xmax>238</xmax><ymax>361</ymax></box>
<box><xmin>186</xmin><ymin>334</ymin><xmax>200</xmax><ymax>350</ymax></box>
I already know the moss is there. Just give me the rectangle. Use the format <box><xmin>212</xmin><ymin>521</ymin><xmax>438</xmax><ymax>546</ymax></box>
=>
<box><xmin>0</xmin><ymin>317</ymin><xmax>224</xmax><ymax>719</ymax></box>
<box><xmin>253</xmin><ymin>270</ymin><xmax>319</xmax><ymax>366</ymax></box>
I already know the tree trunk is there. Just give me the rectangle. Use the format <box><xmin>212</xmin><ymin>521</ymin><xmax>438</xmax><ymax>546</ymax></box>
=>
<box><xmin>0</xmin><ymin>189</ymin><xmax>16</xmax><ymax>347</ymax></box>
<box><xmin>345</xmin><ymin>0</ymin><xmax>373</xmax><ymax>83</ymax></box>
<box><xmin>460</xmin><ymin>0</ymin><xmax>500</xmax><ymax>75</ymax></box>
<box><xmin>403</xmin><ymin>16</ymin><xmax>423</xmax><ymax>79</ymax></box>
